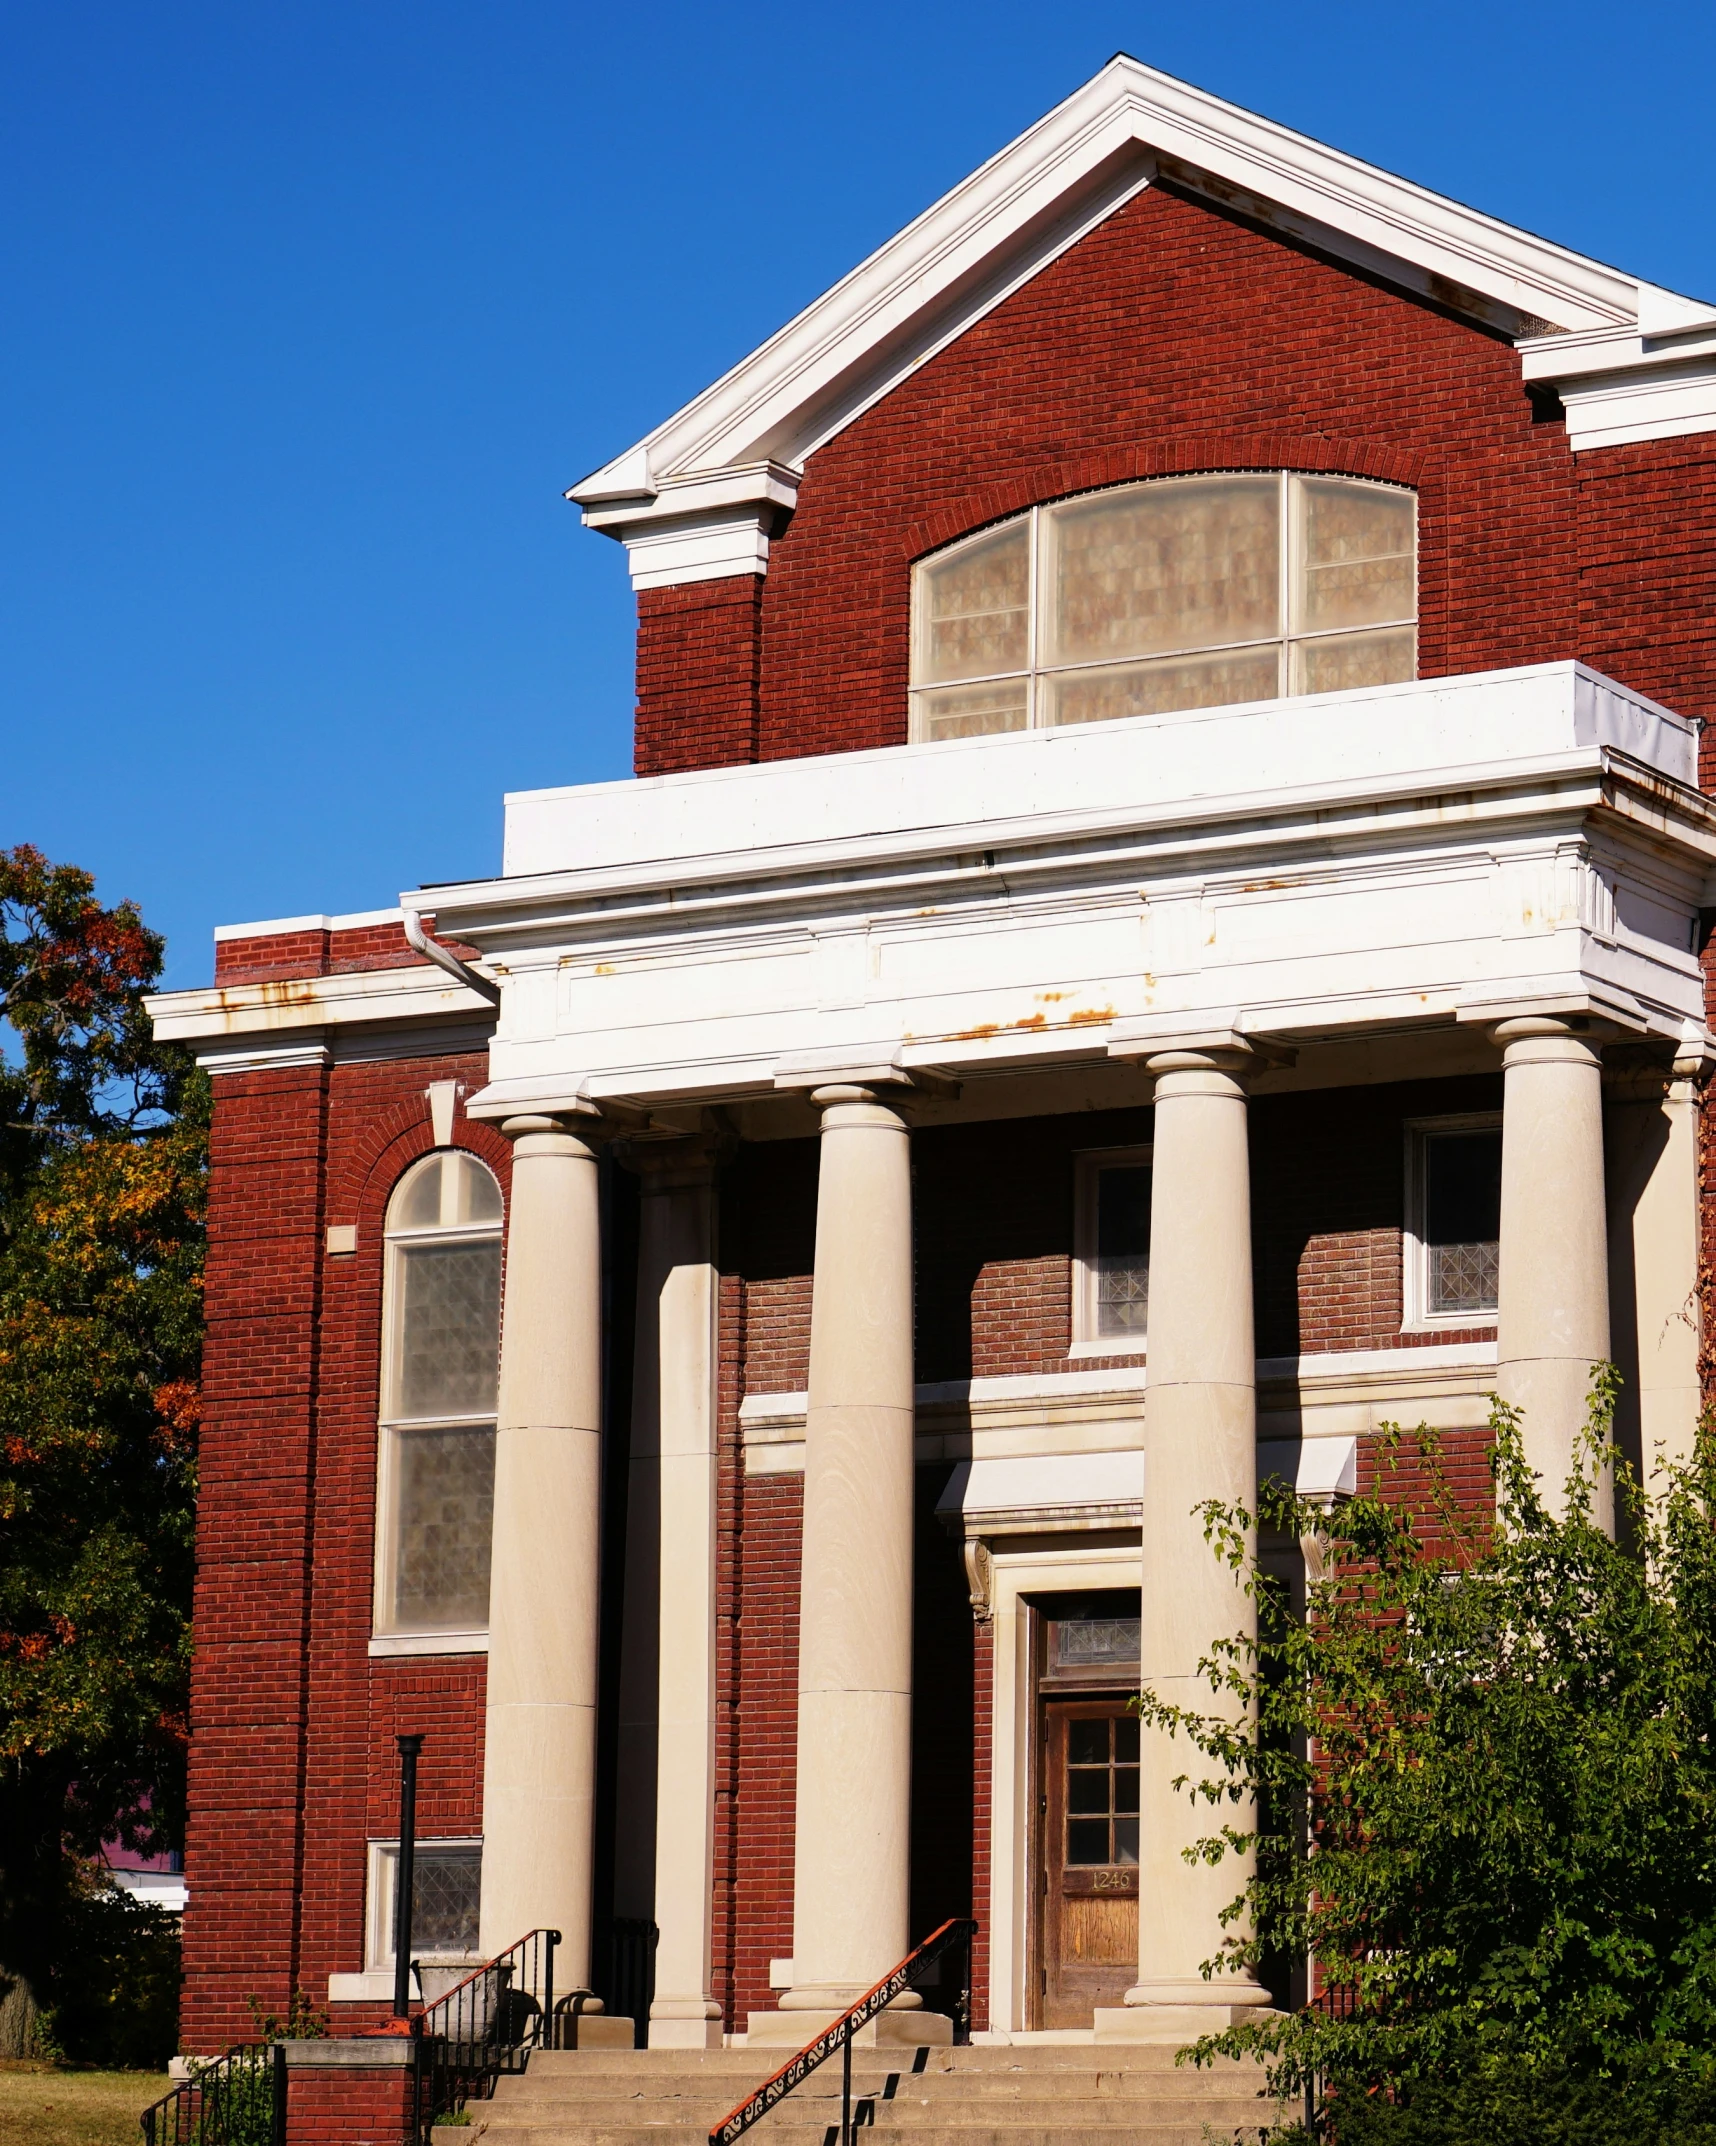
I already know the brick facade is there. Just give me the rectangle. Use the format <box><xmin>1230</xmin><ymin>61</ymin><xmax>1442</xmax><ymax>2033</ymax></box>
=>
<box><xmin>632</xmin><ymin>182</ymin><xmax>1716</xmax><ymax>779</ymax></box>
<box><xmin>181</xmin><ymin>132</ymin><xmax>1716</xmax><ymax>2091</ymax></box>
<box><xmin>184</xmin><ymin>1026</ymin><xmax>504</xmax><ymax>2050</ymax></box>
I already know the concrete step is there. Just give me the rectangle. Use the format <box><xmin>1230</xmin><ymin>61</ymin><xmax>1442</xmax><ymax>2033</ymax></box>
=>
<box><xmin>440</xmin><ymin>2129</ymin><xmax>1278</xmax><ymax>2146</ymax></box>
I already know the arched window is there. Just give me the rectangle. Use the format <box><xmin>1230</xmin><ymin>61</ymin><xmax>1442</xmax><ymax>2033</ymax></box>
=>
<box><xmin>373</xmin><ymin>1149</ymin><xmax>504</xmax><ymax>1644</ymax></box>
<box><xmin>909</xmin><ymin>472</ymin><xmax>1416</xmax><ymax>741</ymax></box>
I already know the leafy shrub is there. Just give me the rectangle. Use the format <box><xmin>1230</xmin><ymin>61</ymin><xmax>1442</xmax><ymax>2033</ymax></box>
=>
<box><xmin>34</xmin><ymin>1882</ymin><xmax>180</xmax><ymax>2068</ymax></box>
<box><xmin>1140</xmin><ymin>1375</ymin><xmax>1716</xmax><ymax>2112</ymax></box>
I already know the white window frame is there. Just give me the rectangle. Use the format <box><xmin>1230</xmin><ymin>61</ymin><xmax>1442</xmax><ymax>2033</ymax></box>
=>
<box><xmin>1071</xmin><ymin>1145</ymin><xmax>1153</xmax><ymax>1356</ymax></box>
<box><xmin>908</xmin><ymin>471</ymin><xmax>1417</xmax><ymax>741</ymax></box>
<box><xmin>364</xmin><ymin>1838</ymin><xmax>485</xmax><ymax>1970</ymax></box>
<box><xmin>371</xmin><ymin>1150</ymin><xmax>504</xmax><ymax>1654</ymax></box>
<box><xmin>1402</xmin><ymin>1112</ymin><xmax>1503</xmax><ymax>1332</ymax></box>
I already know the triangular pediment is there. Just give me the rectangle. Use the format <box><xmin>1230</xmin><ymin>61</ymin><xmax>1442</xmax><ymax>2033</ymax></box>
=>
<box><xmin>572</xmin><ymin>56</ymin><xmax>1716</xmax><ymax>532</ymax></box>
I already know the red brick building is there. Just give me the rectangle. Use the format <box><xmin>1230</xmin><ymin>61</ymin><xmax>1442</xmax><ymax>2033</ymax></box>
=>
<box><xmin>150</xmin><ymin>58</ymin><xmax>1716</xmax><ymax>2058</ymax></box>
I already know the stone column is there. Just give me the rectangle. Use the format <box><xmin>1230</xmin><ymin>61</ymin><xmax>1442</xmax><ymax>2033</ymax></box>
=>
<box><xmin>479</xmin><ymin>1113</ymin><xmax>605</xmax><ymax>1977</ymax></box>
<box><xmin>1100</xmin><ymin>1044</ymin><xmax>1271</xmax><ymax>2042</ymax></box>
<box><xmin>1630</xmin><ymin>1057</ymin><xmax>1703</xmax><ymax>1499</ymax></box>
<box><xmin>756</xmin><ymin>1083</ymin><xmax>927</xmax><ymax>2039</ymax></box>
<box><xmin>1494</xmin><ymin>1018</ymin><xmax>1613</xmax><ymax>1529</ymax></box>
<box><xmin>612</xmin><ymin>1138</ymin><xmax>725</xmax><ymax>2049</ymax></box>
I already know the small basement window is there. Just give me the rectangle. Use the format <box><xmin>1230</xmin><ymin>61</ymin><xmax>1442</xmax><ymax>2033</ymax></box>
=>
<box><xmin>365</xmin><ymin>1840</ymin><xmax>484</xmax><ymax>1969</ymax></box>
<box><xmin>1073</xmin><ymin>1147</ymin><xmax>1152</xmax><ymax>1351</ymax></box>
<box><xmin>1405</xmin><ymin>1116</ymin><xmax>1502</xmax><ymax>1328</ymax></box>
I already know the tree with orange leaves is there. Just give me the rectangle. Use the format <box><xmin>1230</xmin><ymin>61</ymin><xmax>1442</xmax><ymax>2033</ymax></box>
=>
<box><xmin>0</xmin><ymin>846</ymin><xmax>203</xmax><ymax>2059</ymax></box>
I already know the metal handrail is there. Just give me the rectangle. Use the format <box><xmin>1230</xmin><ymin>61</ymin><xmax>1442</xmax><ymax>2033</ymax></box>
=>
<box><xmin>139</xmin><ymin>2042</ymin><xmax>286</xmax><ymax>2146</ymax></box>
<box><xmin>709</xmin><ymin>1918</ymin><xmax>976</xmax><ymax>2146</ymax></box>
<box><xmin>410</xmin><ymin>1926</ymin><xmax>562</xmax><ymax>2143</ymax></box>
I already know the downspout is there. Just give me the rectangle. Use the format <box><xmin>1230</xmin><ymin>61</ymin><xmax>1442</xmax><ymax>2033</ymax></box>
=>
<box><xmin>402</xmin><ymin>906</ymin><xmax>502</xmax><ymax>1004</ymax></box>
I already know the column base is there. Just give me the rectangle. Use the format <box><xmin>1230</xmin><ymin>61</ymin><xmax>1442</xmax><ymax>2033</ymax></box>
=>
<box><xmin>1094</xmin><ymin>2001</ymin><xmax>1279</xmax><ymax>2045</ymax></box>
<box><xmin>648</xmin><ymin>1999</ymin><xmax>724</xmax><ymax>2050</ymax></box>
<box><xmin>745</xmin><ymin>2007</ymin><xmax>954</xmax><ymax>2048</ymax></box>
<box><xmin>559</xmin><ymin>2014</ymin><xmax>638</xmax><ymax>2050</ymax></box>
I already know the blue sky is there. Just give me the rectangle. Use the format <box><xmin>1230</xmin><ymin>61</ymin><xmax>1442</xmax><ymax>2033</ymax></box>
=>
<box><xmin>4</xmin><ymin>3</ymin><xmax>1713</xmax><ymax>987</ymax></box>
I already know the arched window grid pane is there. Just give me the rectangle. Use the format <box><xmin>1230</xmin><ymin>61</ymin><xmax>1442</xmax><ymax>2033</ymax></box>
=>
<box><xmin>374</xmin><ymin>1149</ymin><xmax>504</xmax><ymax>1641</ymax></box>
<box><xmin>909</xmin><ymin>473</ymin><xmax>1416</xmax><ymax>742</ymax></box>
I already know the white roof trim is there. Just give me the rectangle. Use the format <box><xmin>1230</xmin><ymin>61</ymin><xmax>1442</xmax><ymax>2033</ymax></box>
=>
<box><xmin>571</xmin><ymin>53</ymin><xmax>1702</xmax><ymax>552</ymax></box>
<box><xmin>212</xmin><ymin>907</ymin><xmax>403</xmax><ymax>941</ymax></box>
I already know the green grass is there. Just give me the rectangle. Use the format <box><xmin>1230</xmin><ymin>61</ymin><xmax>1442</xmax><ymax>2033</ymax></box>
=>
<box><xmin>0</xmin><ymin>2059</ymin><xmax>169</xmax><ymax>2146</ymax></box>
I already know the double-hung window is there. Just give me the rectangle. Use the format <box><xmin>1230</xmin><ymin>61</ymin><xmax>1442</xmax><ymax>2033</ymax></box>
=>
<box><xmin>1404</xmin><ymin>1116</ymin><xmax>1503</xmax><ymax>1328</ymax></box>
<box><xmin>1073</xmin><ymin>1147</ymin><xmax>1152</xmax><ymax>1352</ymax></box>
<box><xmin>372</xmin><ymin>1149</ymin><xmax>503</xmax><ymax>1650</ymax></box>
<box><xmin>910</xmin><ymin>471</ymin><xmax>1416</xmax><ymax>741</ymax></box>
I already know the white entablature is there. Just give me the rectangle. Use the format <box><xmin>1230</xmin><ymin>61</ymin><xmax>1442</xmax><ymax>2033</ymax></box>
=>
<box><xmin>570</xmin><ymin>56</ymin><xmax>1716</xmax><ymax>587</ymax></box>
<box><xmin>345</xmin><ymin>662</ymin><xmax>1712</xmax><ymax>1118</ymax></box>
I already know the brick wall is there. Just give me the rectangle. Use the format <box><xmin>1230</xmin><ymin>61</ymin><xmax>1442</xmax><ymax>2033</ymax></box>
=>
<box><xmin>634</xmin><ymin>578</ymin><xmax>762</xmax><ymax>775</ymax></box>
<box><xmin>214</xmin><ymin>918</ymin><xmax>477</xmax><ymax>987</ymax></box>
<box><xmin>284</xmin><ymin>2054</ymin><xmax>415</xmax><ymax>2146</ymax></box>
<box><xmin>630</xmin><ymin>182</ymin><xmax>1716</xmax><ymax>776</ymax></box>
<box><xmin>186</xmin><ymin>1047</ymin><xmax>504</xmax><ymax>2049</ymax></box>
<box><xmin>183</xmin><ymin>1061</ymin><xmax>330</xmax><ymax>2050</ymax></box>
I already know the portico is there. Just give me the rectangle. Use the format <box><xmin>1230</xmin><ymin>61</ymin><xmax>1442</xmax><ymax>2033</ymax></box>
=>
<box><xmin>421</xmin><ymin>658</ymin><xmax>1715</xmax><ymax>2041</ymax></box>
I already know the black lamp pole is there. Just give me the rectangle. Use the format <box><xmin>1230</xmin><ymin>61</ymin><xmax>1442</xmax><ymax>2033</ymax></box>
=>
<box><xmin>393</xmin><ymin>1734</ymin><xmax>424</xmax><ymax>2019</ymax></box>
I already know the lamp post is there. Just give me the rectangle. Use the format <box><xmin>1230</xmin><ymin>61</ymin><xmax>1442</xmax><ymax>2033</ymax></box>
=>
<box><xmin>393</xmin><ymin>1734</ymin><xmax>424</xmax><ymax>2020</ymax></box>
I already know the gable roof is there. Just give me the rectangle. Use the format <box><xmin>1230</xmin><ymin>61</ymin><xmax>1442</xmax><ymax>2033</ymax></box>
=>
<box><xmin>571</xmin><ymin>56</ymin><xmax>1716</xmax><ymax>585</ymax></box>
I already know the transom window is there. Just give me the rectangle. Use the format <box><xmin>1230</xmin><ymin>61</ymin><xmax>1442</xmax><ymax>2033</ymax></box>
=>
<box><xmin>910</xmin><ymin>472</ymin><xmax>1416</xmax><ymax>741</ymax></box>
<box><xmin>374</xmin><ymin>1150</ymin><xmax>504</xmax><ymax>1644</ymax></box>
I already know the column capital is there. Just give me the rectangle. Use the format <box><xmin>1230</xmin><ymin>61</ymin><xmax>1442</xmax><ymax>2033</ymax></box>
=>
<box><xmin>1108</xmin><ymin>1018</ymin><xmax>1293</xmax><ymax>1074</ymax></box>
<box><xmin>1489</xmin><ymin>1014</ymin><xmax>1610</xmax><ymax>1068</ymax></box>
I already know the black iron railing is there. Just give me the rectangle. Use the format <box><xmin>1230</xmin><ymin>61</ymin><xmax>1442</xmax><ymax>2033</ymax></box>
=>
<box><xmin>606</xmin><ymin>1917</ymin><xmax>658</xmax><ymax>2049</ymax></box>
<box><xmin>709</xmin><ymin>1918</ymin><xmax>976</xmax><ymax>2146</ymax></box>
<box><xmin>411</xmin><ymin>1927</ymin><xmax>565</xmax><ymax>2143</ymax></box>
<box><xmin>140</xmin><ymin>2043</ymin><xmax>286</xmax><ymax>2146</ymax></box>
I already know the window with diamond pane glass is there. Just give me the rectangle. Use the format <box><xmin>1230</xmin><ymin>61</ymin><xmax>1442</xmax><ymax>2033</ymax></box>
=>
<box><xmin>909</xmin><ymin>472</ymin><xmax>1415</xmax><ymax>739</ymax></box>
<box><xmin>1423</xmin><ymin>1129</ymin><xmax>1502</xmax><ymax>1316</ymax></box>
<box><xmin>375</xmin><ymin>1844</ymin><xmax>483</xmax><ymax>1963</ymax></box>
<box><xmin>1096</xmin><ymin>1165</ymin><xmax>1151</xmax><ymax>1336</ymax></box>
<box><xmin>376</xmin><ymin>1151</ymin><xmax>504</xmax><ymax>1636</ymax></box>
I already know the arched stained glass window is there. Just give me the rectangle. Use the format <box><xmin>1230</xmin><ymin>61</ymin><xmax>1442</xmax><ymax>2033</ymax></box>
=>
<box><xmin>373</xmin><ymin>1149</ymin><xmax>504</xmax><ymax>1642</ymax></box>
<box><xmin>909</xmin><ymin>472</ymin><xmax>1416</xmax><ymax>741</ymax></box>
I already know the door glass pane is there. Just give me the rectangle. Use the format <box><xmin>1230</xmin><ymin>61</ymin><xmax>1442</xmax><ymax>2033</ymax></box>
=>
<box><xmin>1067</xmin><ymin>1819</ymin><xmax>1111</xmax><ymax>1866</ymax></box>
<box><xmin>1291</xmin><ymin>626</ymin><xmax>1416</xmax><ymax>698</ymax></box>
<box><xmin>392</xmin><ymin>1426</ymin><xmax>495</xmax><ymax>1629</ymax></box>
<box><xmin>1295</xmin><ymin>479</ymin><xmax>1415</xmax><ymax>632</ymax></box>
<box><xmin>1068</xmin><ymin>1718</ymin><xmax>1110</xmax><ymax>1765</ymax></box>
<box><xmin>1113</xmin><ymin>1766</ymin><xmax>1140</xmax><ymax>1815</ymax></box>
<box><xmin>1114</xmin><ymin>1715</ymin><xmax>1140</xmax><ymax>1763</ymax></box>
<box><xmin>1112</xmin><ymin>1818</ymin><xmax>1140</xmax><ymax>1867</ymax></box>
<box><xmin>1045</xmin><ymin>477</ymin><xmax>1280</xmax><ymax>668</ymax></box>
<box><xmin>397</xmin><ymin>1241</ymin><xmax>502</xmax><ymax>1417</ymax></box>
<box><xmin>916</xmin><ymin>523</ymin><xmax>1030</xmax><ymax>684</ymax></box>
<box><xmin>1044</xmin><ymin>646</ymin><xmax>1281</xmax><ymax>727</ymax></box>
<box><xmin>1069</xmin><ymin>1769</ymin><xmax>1110</xmax><ymax>1815</ymax></box>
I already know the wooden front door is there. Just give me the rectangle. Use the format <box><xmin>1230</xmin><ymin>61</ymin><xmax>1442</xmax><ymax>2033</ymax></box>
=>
<box><xmin>1039</xmin><ymin>1699</ymin><xmax>1140</xmax><ymax>2027</ymax></box>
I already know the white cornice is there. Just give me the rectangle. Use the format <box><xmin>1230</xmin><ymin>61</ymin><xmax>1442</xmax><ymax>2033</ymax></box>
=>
<box><xmin>569</xmin><ymin>56</ymin><xmax>1712</xmax><ymax>579</ymax></box>
<box><xmin>146</xmin><ymin>962</ymin><xmax>497</xmax><ymax>1050</ymax></box>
